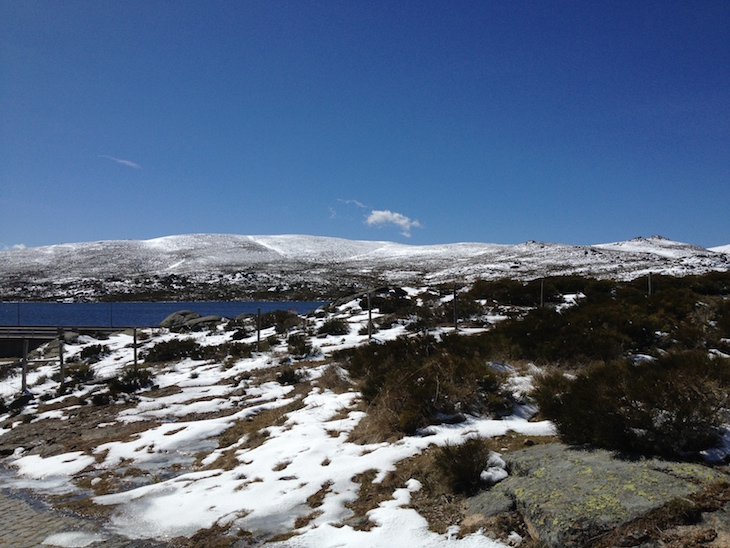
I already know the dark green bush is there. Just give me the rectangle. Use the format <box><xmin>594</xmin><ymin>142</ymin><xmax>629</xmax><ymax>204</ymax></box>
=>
<box><xmin>91</xmin><ymin>392</ymin><xmax>112</xmax><ymax>406</ymax></box>
<box><xmin>533</xmin><ymin>351</ymin><xmax>730</xmax><ymax>457</ymax></box>
<box><xmin>434</xmin><ymin>437</ymin><xmax>493</xmax><ymax>495</ymax></box>
<box><xmin>67</xmin><ymin>363</ymin><xmax>95</xmax><ymax>384</ymax></box>
<box><xmin>144</xmin><ymin>338</ymin><xmax>201</xmax><ymax>362</ymax></box>
<box><xmin>80</xmin><ymin>344</ymin><xmax>110</xmax><ymax>364</ymax></box>
<box><xmin>227</xmin><ymin>341</ymin><xmax>253</xmax><ymax>359</ymax></box>
<box><xmin>260</xmin><ymin>310</ymin><xmax>301</xmax><ymax>334</ymax></box>
<box><xmin>318</xmin><ymin>318</ymin><xmax>350</xmax><ymax>336</ymax></box>
<box><xmin>360</xmin><ymin>289</ymin><xmax>416</xmax><ymax>316</ymax></box>
<box><xmin>338</xmin><ymin>335</ymin><xmax>509</xmax><ymax>436</ymax></box>
<box><xmin>231</xmin><ymin>328</ymin><xmax>249</xmax><ymax>341</ymax></box>
<box><xmin>287</xmin><ymin>333</ymin><xmax>313</xmax><ymax>359</ymax></box>
<box><xmin>108</xmin><ymin>367</ymin><xmax>155</xmax><ymax>394</ymax></box>
<box><xmin>277</xmin><ymin>367</ymin><xmax>302</xmax><ymax>385</ymax></box>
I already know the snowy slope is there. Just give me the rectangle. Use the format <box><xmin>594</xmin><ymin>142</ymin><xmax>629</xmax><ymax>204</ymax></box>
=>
<box><xmin>710</xmin><ymin>244</ymin><xmax>730</xmax><ymax>255</ymax></box>
<box><xmin>1</xmin><ymin>234</ymin><xmax>728</xmax><ymax>300</ymax></box>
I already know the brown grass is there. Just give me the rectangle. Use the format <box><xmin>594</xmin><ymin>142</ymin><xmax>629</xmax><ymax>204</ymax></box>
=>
<box><xmin>315</xmin><ymin>363</ymin><xmax>354</xmax><ymax>393</ymax></box>
<box><xmin>204</xmin><ymin>398</ymin><xmax>307</xmax><ymax>471</ymax></box>
<box><xmin>307</xmin><ymin>480</ymin><xmax>333</xmax><ymax>509</ymax></box>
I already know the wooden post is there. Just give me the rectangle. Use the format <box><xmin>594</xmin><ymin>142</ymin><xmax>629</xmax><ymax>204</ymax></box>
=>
<box><xmin>58</xmin><ymin>328</ymin><xmax>65</xmax><ymax>393</ymax></box>
<box><xmin>540</xmin><ymin>278</ymin><xmax>545</xmax><ymax>308</ymax></box>
<box><xmin>257</xmin><ymin>307</ymin><xmax>261</xmax><ymax>352</ymax></box>
<box><xmin>648</xmin><ymin>272</ymin><xmax>653</xmax><ymax>297</ymax></box>
<box><xmin>133</xmin><ymin>327</ymin><xmax>138</xmax><ymax>372</ymax></box>
<box><xmin>453</xmin><ymin>284</ymin><xmax>458</xmax><ymax>330</ymax></box>
<box><xmin>21</xmin><ymin>338</ymin><xmax>28</xmax><ymax>393</ymax></box>
<box><xmin>367</xmin><ymin>292</ymin><xmax>372</xmax><ymax>340</ymax></box>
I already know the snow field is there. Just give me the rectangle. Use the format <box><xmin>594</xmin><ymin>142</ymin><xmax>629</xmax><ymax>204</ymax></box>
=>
<box><xmin>1</xmin><ymin>299</ymin><xmax>555</xmax><ymax>546</ymax></box>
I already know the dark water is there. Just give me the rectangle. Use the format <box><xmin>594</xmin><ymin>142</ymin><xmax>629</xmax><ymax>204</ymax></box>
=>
<box><xmin>0</xmin><ymin>301</ymin><xmax>328</xmax><ymax>327</ymax></box>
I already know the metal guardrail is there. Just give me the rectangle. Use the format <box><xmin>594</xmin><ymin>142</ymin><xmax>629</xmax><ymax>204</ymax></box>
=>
<box><xmin>0</xmin><ymin>326</ymin><xmax>60</xmax><ymax>339</ymax></box>
<box><xmin>0</xmin><ymin>325</ymin><xmax>144</xmax><ymax>339</ymax></box>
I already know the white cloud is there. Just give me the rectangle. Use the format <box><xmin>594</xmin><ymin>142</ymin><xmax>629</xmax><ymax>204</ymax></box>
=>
<box><xmin>1</xmin><ymin>244</ymin><xmax>26</xmax><ymax>251</ymax></box>
<box><xmin>365</xmin><ymin>209</ymin><xmax>422</xmax><ymax>237</ymax></box>
<box><xmin>12</xmin><ymin>244</ymin><xmax>26</xmax><ymax>250</ymax></box>
<box><xmin>100</xmin><ymin>155</ymin><xmax>142</xmax><ymax>169</ymax></box>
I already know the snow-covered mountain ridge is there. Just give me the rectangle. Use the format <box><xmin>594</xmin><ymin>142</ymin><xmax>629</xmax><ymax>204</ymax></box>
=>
<box><xmin>1</xmin><ymin>234</ymin><xmax>728</xmax><ymax>300</ymax></box>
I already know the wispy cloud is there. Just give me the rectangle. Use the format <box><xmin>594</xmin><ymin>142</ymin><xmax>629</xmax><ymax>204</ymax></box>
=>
<box><xmin>365</xmin><ymin>209</ymin><xmax>422</xmax><ymax>238</ymax></box>
<box><xmin>339</xmin><ymin>198</ymin><xmax>367</xmax><ymax>209</ymax></box>
<box><xmin>100</xmin><ymin>155</ymin><xmax>142</xmax><ymax>169</ymax></box>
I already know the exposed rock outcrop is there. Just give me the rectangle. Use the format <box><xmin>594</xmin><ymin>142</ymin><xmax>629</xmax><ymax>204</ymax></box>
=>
<box><xmin>466</xmin><ymin>443</ymin><xmax>729</xmax><ymax>547</ymax></box>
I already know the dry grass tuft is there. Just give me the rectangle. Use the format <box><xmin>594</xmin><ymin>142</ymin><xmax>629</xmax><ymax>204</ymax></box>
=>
<box><xmin>307</xmin><ymin>480</ymin><xmax>333</xmax><ymax>509</ymax></box>
<box><xmin>315</xmin><ymin>363</ymin><xmax>354</xmax><ymax>394</ymax></box>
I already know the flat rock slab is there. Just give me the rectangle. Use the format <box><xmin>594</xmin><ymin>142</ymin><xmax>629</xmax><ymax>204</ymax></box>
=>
<box><xmin>466</xmin><ymin>443</ymin><xmax>728</xmax><ymax>547</ymax></box>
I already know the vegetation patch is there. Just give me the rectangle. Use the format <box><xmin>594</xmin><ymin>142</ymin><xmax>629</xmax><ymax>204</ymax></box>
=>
<box><xmin>317</xmin><ymin>317</ymin><xmax>350</xmax><ymax>336</ymax></box>
<box><xmin>337</xmin><ymin>335</ymin><xmax>511</xmax><ymax>439</ymax></box>
<box><xmin>533</xmin><ymin>351</ymin><xmax>730</xmax><ymax>458</ymax></box>
<box><xmin>433</xmin><ymin>436</ymin><xmax>495</xmax><ymax>495</ymax></box>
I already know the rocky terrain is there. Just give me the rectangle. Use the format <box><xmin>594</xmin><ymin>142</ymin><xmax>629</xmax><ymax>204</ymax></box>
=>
<box><xmin>1</xmin><ymin>234</ymin><xmax>729</xmax><ymax>547</ymax></box>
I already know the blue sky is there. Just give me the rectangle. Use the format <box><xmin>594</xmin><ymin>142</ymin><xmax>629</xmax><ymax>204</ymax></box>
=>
<box><xmin>1</xmin><ymin>1</ymin><xmax>728</xmax><ymax>249</ymax></box>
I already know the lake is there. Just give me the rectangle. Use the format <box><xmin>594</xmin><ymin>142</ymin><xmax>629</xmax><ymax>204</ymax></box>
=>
<box><xmin>0</xmin><ymin>301</ymin><xmax>328</xmax><ymax>328</ymax></box>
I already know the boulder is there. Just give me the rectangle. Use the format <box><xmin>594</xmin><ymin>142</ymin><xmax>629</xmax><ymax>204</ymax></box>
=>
<box><xmin>184</xmin><ymin>315</ymin><xmax>223</xmax><ymax>331</ymax></box>
<box><xmin>159</xmin><ymin>310</ymin><xmax>200</xmax><ymax>331</ymax></box>
<box><xmin>465</xmin><ymin>443</ymin><xmax>729</xmax><ymax>547</ymax></box>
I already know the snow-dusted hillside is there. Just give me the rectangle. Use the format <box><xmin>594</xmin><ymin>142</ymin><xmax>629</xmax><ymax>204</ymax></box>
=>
<box><xmin>1</xmin><ymin>234</ymin><xmax>728</xmax><ymax>300</ymax></box>
<box><xmin>710</xmin><ymin>244</ymin><xmax>730</xmax><ymax>255</ymax></box>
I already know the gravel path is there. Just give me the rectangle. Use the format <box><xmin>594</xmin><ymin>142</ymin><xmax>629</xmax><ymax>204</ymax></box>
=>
<box><xmin>0</xmin><ymin>489</ymin><xmax>172</xmax><ymax>548</ymax></box>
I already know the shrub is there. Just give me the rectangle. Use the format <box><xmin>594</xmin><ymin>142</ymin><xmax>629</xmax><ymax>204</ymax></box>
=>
<box><xmin>260</xmin><ymin>310</ymin><xmax>301</xmax><ymax>334</ymax></box>
<box><xmin>287</xmin><ymin>333</ymin><xmax>313</xmax><ymax>359</ymax></box>
<box><xmin>80</xmin><ymin>344</ymin><xmax>110</xmax><ymax>364</ymax></box>
<box><xmin>231</xmin><ymin>328</ymin><xmax>249</xmax><ymax>341</ymax></box>
<box><xmin>67</xmin><ymin>363</ymin><xmax>95</xmax><ymax>384</ymax></box>
<box><xmin>277</xmin><ymin>367</ymin><xmax>302</xmax><ymax>385</ymax></box>
<box><xmin>228</xmin><ymin>341</ymin><xmax>253</xmax><ymax>359</ymax></box>
<box><xmin>144</xmin><ymin>338</ymin><xmax>201</xmax><ymax>362</ymax></box>
<box><xmin>317</xmin><ymin>318</ymin><xmax>350</xmax><ymax>336</ymax></box>
<box><xmin>533</xmin><ymin>351</ymin><xmax>730</xmax><ymax>457</ymax></box>
<box><xmin>91</xmin><ymin>392</ymin><xmax>112</xmax><ymax>406</ymax></box>
<box><xmin>360</xmin><ymin>289</ymin><xmax>416</xmax><ymax>316</ymax></box>
<box><xmin>434</xmin><ymin>437</ymin><xmax>493</xmax><ymax>495</ymax></box>
<box><xmin>337</xmin><ymin>335</ymin><xmax>509</xmax><ymax>437</ymax></box>
<box><xmin>108</xmin><ymin>367</ymin><xmax>155</xmax><ymax>394</ymax></box>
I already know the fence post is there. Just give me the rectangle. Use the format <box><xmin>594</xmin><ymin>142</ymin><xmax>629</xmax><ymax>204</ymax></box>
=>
<box><xmin>58</xmin><ymin>328</ymin><xmax>65</xmax><ymax>393</ymax></box>
<box><xmin>133</xmin><ymin>327</ymin><xmax>138</xmax><ymax>372</ymax></box>
<box><xmin>257</xmin><ymin>307</ymin><xmax>261</xmax><ymax>352</ymax></box>
<box><xmin>367</xmin><ymin>292</ymin><xmax>373</xmax><ymax>340</ymax></box>
<box><xmin>453</xmin><ymin>285</ymin><xmax>458</xmax><ymax>330</ymax></box>
<box><xmin>21</xmin><ymin>338</ymin><xmax>28</xmax><ymax>393</ymax></box>
<box><xmin>540</xmin><ymin>278</ymin><xmax>545</xmax><ymax>308</ymax></box>
<box><xmin>648</xmin><ymin>272</ymin><xmax>653</xmax><ymax>297</ymax></box>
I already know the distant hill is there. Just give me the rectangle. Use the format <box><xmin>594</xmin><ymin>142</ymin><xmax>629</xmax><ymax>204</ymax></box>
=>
<box><xmin>1</xmin><ymin>234</ymin><xmax>728</xmax><ymax>301</ymax></box>
<box><xmin>710</xmin><ymin>243</ymin><xmax>730</xmax><ymax>255</ymax></box>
